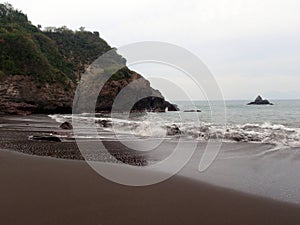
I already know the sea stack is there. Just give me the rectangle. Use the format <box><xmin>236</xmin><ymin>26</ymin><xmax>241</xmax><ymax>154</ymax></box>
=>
<box><xmin>247</xmin><ymin>95</ymin><xmax>273</xmax><ymax>105</ymax></box>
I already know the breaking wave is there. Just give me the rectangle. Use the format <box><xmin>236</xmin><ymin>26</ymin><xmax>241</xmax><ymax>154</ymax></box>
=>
<box><xmin>49</xmin><ymin>114</ymin><xmax>300</xmax><ymax>147</ymax></box>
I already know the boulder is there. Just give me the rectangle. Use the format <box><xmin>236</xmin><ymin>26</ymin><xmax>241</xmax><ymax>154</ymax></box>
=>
<box><xmin>247</xmin><ymin>95</ymin><xmax>273</xmax><ymax>105</ymax></box>
<box><xmin>59</xmin><ymin>121</ymin><xmax>73</xmax><ymax>130</ymax></box>
<box><xmin>166</xmin><ymin>124</ymin><xmax>181</xmax><ymax>136</ymax></box>
<box><xmin>96</xmin><ymin>119</ymin><xmax>112</xmax><ymax>128</ymax></box>
<box><xmin>30</xmin><ymin>135</ymin><xmax>62</xmax><ymax>142</ymax></box>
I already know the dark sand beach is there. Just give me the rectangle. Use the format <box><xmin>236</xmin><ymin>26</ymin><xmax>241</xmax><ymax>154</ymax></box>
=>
<box><xmin>1</xmin><ymin>115</ymin><xmax>300</xmax><ymax>225</ymax></box>
<box><xmin>3</xmin><ymin>149</ymin><xmax>300</xmax><ymax>225</ymax></box>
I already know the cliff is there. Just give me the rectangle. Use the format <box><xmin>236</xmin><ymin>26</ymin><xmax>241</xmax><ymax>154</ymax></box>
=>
<box><xmin>0</xmin><ymin>3</ymin><xmax>177</xmax><ymax>115</ymax></box>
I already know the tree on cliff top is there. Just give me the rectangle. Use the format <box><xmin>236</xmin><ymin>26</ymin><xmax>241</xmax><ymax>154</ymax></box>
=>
<box><xmin>0</xmin><ymin>3</ymin><xmax>112</xmax><ymax>86</ymax></box>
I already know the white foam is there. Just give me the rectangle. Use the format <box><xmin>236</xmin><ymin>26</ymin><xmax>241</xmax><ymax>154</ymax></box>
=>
<box><xmin>48</xmin><ymin>114</ymin><xmax>300</xmax><ymax>147</ymax></box>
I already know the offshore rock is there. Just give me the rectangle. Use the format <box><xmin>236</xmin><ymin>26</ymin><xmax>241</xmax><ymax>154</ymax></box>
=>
<box><xmin>247</xmin><ymin>95</ymin><xmax>273</xmax><ymax>105</ymax></box>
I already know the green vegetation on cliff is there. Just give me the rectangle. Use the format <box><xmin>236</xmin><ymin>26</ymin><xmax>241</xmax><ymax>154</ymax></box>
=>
<box><xmin>0</xmin><ymin>3</ymin><xmax>177</xmax><ymax>115</ymax></box>
<box><xmin>0</xmin><ymin>3</ymin><xmax>112</xmax><ymax>86</ymax></box>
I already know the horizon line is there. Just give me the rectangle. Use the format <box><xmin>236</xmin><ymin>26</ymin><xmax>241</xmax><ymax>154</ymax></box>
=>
<box><xmin>169</xmin><ymin>98</ymin><xmax>300</xmax><ymax>102</ymax></box>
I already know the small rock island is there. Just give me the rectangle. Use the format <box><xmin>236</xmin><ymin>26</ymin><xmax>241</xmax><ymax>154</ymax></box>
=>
<box><xmin>183</xmin><ymin>109</ymin><xmax>202</xmax><ymax>112</ymax></box>
<box><xmin>247</xmin><ymin>95</ymin><xmax>274</xmax><ymax>105</ymax></box>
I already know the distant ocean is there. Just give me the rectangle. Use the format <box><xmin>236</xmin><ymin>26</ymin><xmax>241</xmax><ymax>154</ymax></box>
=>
<box><xmin>49</xmin><ymin>99</ymin><xmax>300</xmax><ymax>148</ymax></box>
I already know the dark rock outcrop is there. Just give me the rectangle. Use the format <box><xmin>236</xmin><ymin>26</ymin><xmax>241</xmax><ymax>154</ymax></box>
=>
<box><xmin>59</xmin><ymin>121</ymin><xmax>73</xmax><ymax>130</ymax></box>
<box><xmin>0</xmin><ymin>75</ymin><xmax>74</xmax><ymax>115</ymax></box>
<box><xmin>30</xmin><ymin>135</ymin><xmax>62</xmax><ymax>142</ymax></box>
<box><xmin>96</xmin><ymin>119</ymin><xmax>112</xmax><ymax>128</ymax></box>
<box><xmin>0</xmin><ymin>101</ymin><xmax>37</xmax><ymax>116</ymax></box>
<box><xmin>247</xmin><ymin>95</ymin><xmax>273</xmax><ymax>105</ymax></box>
<box><xmin>184</xmin><ymin>109</ymin><xmax>202</xmax><ymax>112</ymax></box>
<box><xmin>73</xmin><ymin>65</ymin><xmax>179</xmax><ymax>114</ymax></box>
<box><xmin>166</xmin><ymin>124</ymin><xmax>181</xmax><ymax>136</ymax></box>
<box><xmin>0</xmin><ymin>71</ymin><xmax>177</xmax><ymax>115</ymax></box>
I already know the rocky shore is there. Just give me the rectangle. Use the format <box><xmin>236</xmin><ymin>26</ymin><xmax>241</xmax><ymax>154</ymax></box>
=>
<box><xmin>2</xmin><ymin>116</ymin><xmax>300</xmax><ymax>225</ymax></box>
<box><xmin>0</xmin><ymin>115</ymin><xmax>147</xmax><ymax>166</ymax></box>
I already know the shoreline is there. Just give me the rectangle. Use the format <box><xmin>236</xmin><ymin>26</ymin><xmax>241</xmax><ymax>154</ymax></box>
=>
<box><xmin>2</xmin><ymin>114</ymin><xmax>300</xmax><ymax>224</ymax></box>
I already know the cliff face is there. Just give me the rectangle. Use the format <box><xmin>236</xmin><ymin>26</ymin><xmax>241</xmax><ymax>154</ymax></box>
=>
<box><xmin>0</xmin><ymin>75</ymin><xmax>75</xmax><ymax>115</ymax></box>
<box><xmin>96</xmin><ymin>70</ymin><xmax>177</xmax><ymax>113</ymax></box>
<box><xmin>0</xmin><ymin>72</ymin><xmax>176</xmax><ymax>115</ymax></box>
<box><xmin>0</xmin><ymin>3</ymin><xmax>177</xmax><ymax>115</ymax></box>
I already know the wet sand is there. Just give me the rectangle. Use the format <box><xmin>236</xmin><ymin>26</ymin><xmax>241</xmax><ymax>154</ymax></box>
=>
<box><xmin>2</xmin><ymin>149</ymin><xmax>300</xmax><ymax>225</ymax></box>
<box><xmin>1</xmin><ymin>115</ymin><xmax>300</xmax><ymax>224</ymax></box>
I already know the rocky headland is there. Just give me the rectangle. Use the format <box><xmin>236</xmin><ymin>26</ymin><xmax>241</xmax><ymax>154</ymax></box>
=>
<box><xmin>0</xmin><ymin>3</ymin><xmax>177</xmax><ymax>115</ymax></box>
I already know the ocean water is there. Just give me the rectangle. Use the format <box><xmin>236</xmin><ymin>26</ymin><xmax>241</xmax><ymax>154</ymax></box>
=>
<box><xmin>48</xmin><ymin>100</ymin><xmax>300</xmax><ymax>204</ymax></box>
<box><xmin>174</xmin><ymin>99</ymin><xmax>300</xmax><ymax>146</ymax></box>
<box><xmin>49</xmin><ymin>99</ymin><xmax>300</xmax><ymax>147</ymax></box>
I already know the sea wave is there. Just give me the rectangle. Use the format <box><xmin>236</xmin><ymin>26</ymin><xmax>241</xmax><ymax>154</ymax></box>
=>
<box><xmin>49</xmin><ymin>114</ymin><xmax>300</xmax><ymax>147</ymax></box>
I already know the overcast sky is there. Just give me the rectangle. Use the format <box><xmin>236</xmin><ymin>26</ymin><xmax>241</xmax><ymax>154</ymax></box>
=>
<box><xmin>7</xmin><ymin>0</ymin><xmax>300</xmax><ymax>100</ymax></box>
